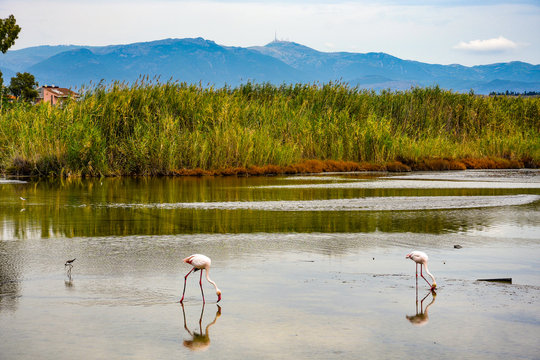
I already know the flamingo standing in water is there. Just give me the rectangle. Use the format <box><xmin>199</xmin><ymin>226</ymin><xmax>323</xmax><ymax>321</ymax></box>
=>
<box><xmin>406</xmin><ymin>250</ymin><xmax>437</xmax><ymax>290</ymax></box>
<box><xmin>180</xmin><ymin>254</ymin><xmax>221</xmax><ymax>304</ymax></box>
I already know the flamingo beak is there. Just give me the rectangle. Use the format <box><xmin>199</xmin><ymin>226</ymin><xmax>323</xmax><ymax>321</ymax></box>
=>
<box><xmin>217</xmin><ymin>293</ymin><xmax>222</xmax><ymax>303</ymax></box>
<box><xmin>431</xmin><ymin>283</ymin><xmax>437</xmax><ymax>290</ymax></box>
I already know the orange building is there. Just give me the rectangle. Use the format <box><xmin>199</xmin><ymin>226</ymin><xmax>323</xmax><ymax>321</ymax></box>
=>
<box><xmin>37</xmin><ymin>85</ymin><xmax>79</xmax><ymax>105</ymax></box>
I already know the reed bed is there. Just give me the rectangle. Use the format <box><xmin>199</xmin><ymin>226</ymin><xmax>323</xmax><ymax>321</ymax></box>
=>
<box><xmin>0</xmin><ymin>81</ymin><xmax>538</xmax><ymax>177</ymax></box>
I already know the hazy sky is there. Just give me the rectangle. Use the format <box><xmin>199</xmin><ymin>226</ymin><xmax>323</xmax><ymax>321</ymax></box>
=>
<box><xmin>2</xmin><ymin>0</ymin><xmax>539</xmax><ymax>66</ymax></box>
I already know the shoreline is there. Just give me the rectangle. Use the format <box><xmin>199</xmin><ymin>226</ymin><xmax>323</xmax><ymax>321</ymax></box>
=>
<box><xmin>167</xmin><ymin>157</ymin><xmax>540</xmax><ymax>176</ymax></box>
<box><xmin>3</xmin><ymin>157</ymin><xmax>538</xmax><ymax>178</ymax></box>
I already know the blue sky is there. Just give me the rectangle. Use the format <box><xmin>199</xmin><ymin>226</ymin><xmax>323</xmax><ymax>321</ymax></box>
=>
<box><xmin>1</xmin><ymin>0</ymin><xmax>539</xmax><ymax>66</ymax></box>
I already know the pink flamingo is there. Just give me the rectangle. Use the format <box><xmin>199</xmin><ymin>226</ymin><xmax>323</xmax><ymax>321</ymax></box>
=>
<box><xmin>180</xmin><ymin>254</ymin><xmax>222</xmax><ymax>303</ymax></box>
<box><xmin>406</xmin><ymin>250</ymin><xmax>437</xmax><ymax>290</ymax></box>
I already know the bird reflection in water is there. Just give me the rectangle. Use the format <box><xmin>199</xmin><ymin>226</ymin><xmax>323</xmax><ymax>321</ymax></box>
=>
<box><xmin>406</xmin><ymin>287</ymin><xmax>437</xmax><ymax>326</ymax></box>
<box><xmin>64</xmin><ymin>274</ymin><xmax>74</xmax><ymax>288</ymax></box>
<box><xmin>181</xmin><ymin>303</ymin><xmax>221</xmax><ymax>351</ymax></box>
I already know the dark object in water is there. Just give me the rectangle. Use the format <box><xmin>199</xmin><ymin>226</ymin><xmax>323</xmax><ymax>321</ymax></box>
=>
<box><xmin>65</xmin><ymin>258</ymin><xmax>75</xmax><ymax>277</ymax></box>
<box><xmin>454</xmin><ymin>245</ymin><xmax>462</xmax><ymax>249</ymax></box>
<box><xmin>477</xmin><ymin>278</ymin><xmax>512</xmax><ymax>283</ymax></box>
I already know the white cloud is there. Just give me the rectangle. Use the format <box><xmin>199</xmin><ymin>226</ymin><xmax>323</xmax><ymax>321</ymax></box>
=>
<box><xmin>453</xmin><ymin>36</ymin><xmax>518</xmax><ymax>53</ymax></box>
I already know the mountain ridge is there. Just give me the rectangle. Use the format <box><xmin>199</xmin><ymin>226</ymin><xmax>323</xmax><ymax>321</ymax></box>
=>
<box><xmin>1</xmin><ymin>38</ymin><xmax>538</xmax><ymax>93</ymax></box>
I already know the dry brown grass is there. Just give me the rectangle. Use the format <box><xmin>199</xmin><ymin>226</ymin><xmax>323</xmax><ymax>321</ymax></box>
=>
<box><xmin>170</xmin><ymin>157</ymin><xmax>536</xmax><ymax>177</ymax></box>
<box><xmin>411</xmin><ymin>159</ymin><xmax>467</xmax><ymax>171</ymax></box>
<box><xmin>171</xmin><ymin>168</ymin><xmax>215</xmax><ymax>176</ymax></box>
<box><xmin>385</xmin><ymin>161</ymin><xmax>412</xmax><ymax>172</ymax></box>
<box><xmin>461</xmin><ymin>157</ymin><xmax>523</xmax><ymax>169</ymax></box>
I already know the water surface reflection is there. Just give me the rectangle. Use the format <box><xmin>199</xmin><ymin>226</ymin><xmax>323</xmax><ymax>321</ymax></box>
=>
<box><xmin>1</xmin><ymin>171</ymin><xmax>539</xmax><ymax>239</ymax></box>
<box><xmin>181</xmin><ymin>304</ymin><xmax>222</xmax><ymax>352</ymax></box>
<box><xmin>406</xmin><ymin>290</ymin><xmax>437</xmax><ymax>326</ymax></box>
<box><xmin>0</xmin><ymin>170</ymin><xmax>539</xmax><ymax>359</ymax></box>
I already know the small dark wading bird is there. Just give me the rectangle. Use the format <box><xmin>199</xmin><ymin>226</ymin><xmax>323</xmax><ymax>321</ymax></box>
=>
<box><xmin>180</xmin><ymin>254</ymin><xmax>221</xmax><ymax>304</ymax></box>
<box><xmin>65</xmin><ymin>258</ymin><xmax>76</xmax><ymax>275</ymax></box>
<box><xmin>406</xmin><ymin>251</ymin><xmax>437</xmax><ymax>290</ymax></box>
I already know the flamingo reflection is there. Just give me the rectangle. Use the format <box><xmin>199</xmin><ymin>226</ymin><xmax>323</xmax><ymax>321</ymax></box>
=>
<box><xmin>181</xmin><ymin>303</ymin><xmax>221</xmax><ymax>351</ymax></box>
<box><xmin>406</xmin><ymin>287</ymin><xmax>436</xmax><ymax>326</ymax></box>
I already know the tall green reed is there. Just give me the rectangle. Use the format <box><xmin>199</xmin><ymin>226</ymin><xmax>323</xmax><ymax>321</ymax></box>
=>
<box><xmin>0</xmin><ymin>81</ymin><xmax>538</xmax><ymax>176</ymax></box>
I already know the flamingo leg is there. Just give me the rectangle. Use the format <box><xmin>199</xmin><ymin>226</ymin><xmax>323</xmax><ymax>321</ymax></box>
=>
<box><xmin>180</xmin><ymin>267</ymin><xmax>195</xmax><ymax>303</ymax></box>
<box><xmin>199</xmin><ymin>270</ymin><xmax>205</xmax><ymax>304</ymax></box>
<box><xmin>420</xmin><ymin>265</ymin><xmax>432</xmax><ymax>287</ymax></box>
<box><xmin>415</xmin><ymin>282</ymin><xmax>419</xmax><ymax>313</ymax></box>
<box><xmin>415</xmin><ymin>263</ymin><xmax>419</xmax><ymax>289</ymax></box>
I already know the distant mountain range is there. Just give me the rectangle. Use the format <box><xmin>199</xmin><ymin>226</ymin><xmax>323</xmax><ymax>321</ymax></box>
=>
<box><xmin>1</xmin><ymin>37</ymin><xmax>539</xmax><ymax>94</ymax></box>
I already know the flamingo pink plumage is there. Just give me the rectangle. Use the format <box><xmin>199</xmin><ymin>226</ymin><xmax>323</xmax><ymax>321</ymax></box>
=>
<box><xmin>180</xmin><ymin>254</ymin><xmax>221</xmax><ymax>303</ymax></box>
<box><xmin>406</xmin><ymin>250</ymin><xmax>437</xmax><ymax>290</ymax></box>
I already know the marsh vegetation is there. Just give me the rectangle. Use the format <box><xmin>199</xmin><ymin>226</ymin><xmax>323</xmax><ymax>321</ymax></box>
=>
<box><xmin>1</xmin><ymin>82</ymin><xmax>538</xmax><ymax>177</ymax></box>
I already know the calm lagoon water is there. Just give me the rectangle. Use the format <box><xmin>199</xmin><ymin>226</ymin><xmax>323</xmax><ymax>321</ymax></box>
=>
<box><xmin>1</xmin><ymin>170</ymin><xmax>539</xmax><ymax>359</ymax></box>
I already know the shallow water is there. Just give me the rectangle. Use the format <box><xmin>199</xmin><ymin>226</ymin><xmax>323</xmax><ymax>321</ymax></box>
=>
<box><xmin>1</xmin><ymin>170</ymin><xmax>539</xmax><ymax>359</ymax></box>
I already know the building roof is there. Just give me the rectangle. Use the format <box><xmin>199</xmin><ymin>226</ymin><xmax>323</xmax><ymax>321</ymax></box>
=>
<box><xmin>38</xmin><ymin>86</ymin><xmax>79</xmax><ymax>99</ymax></box>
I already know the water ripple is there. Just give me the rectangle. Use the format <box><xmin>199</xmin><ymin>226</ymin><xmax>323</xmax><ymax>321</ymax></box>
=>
<box><xmin>104</xmin><ymin>194</ymin><xmax>540</xmax><ymax>211</ymax></box>
<box><xmin>0</xmin><ymin>179</ymin><xmax>27</xmax><ymax>184</ymax></box>
<box><xmin>256</xmin><ymin>179</ymin><xmax>540</xmax><ymax>189</ymax></box>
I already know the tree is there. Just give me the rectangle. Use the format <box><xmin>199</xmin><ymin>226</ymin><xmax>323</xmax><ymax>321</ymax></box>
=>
<box><xmin>0</xmin><ymin>15</ymin><xmax>21</xmax><ymax>110</ymax></box>
<box><xmin>0</xmin><ymin>15</ymin><xmax>21</xmax><ymax>54</ymax></box>
<box><xmin>9</xmin><ymin>72</ymin><xmax>39</xmax><ymax>102</ymax></box>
